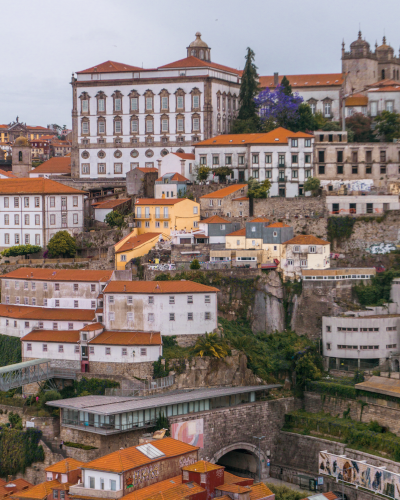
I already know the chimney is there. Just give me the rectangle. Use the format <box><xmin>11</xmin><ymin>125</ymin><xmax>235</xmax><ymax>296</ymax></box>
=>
<box><xmin>274</xmin><ymin>72</ymin><xmax>279</xmax><ymax>86</ymax></box>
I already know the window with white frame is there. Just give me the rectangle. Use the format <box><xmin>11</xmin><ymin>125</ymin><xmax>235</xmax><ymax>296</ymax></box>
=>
<box><xmin>146</xmin><ymin>97</ymin><xmax>153</xmax><ymax>110</ymax></box>
<box><xmin>131</xmin><ymin>97</ymin><xmax>138</xmax><ymax>111</ymax></box>
<box><xmin>114</xmin><ymin>120</ymin><xmax>122</xmax><ymax>134</ymax></box>
<box><xmin>105</xmin><ymin>347</ymin><xmax>111</xmax><ymax>355</ymax></box>
<box><xmin>300</xmin><ymin>260</ymin><xmax>308</xmax><ymax>267</ymax></box>
<box><xmin>193</xmin><ymin>95</ymin><xmax>200</xmax><ymax>108</ymax></box>
<box><xmin>188</xmin><ymin>312</ymin><xmax>193</xmax><ymax>321</ymax></box>
<box><xmin>205</xmin><ymin>312</ymin><xmax>211</xmax><ymax>320</ymax></box>
<box><xmin>305</xmin><ymin>139</ymin><xmax>311</xmax><ymax>147</ymax></box>
<box><xmin>169</xmin><ymin>313</ymin><xmax>175</xmax><ymax>321</ymax></box>
<box><xmin>177</xmin><ymin>118</ymin><xmax>184</xmax><ymax>132</ymax></box>
<box><xmin>58</xmin><ymin>345</ymin><xmax>64</xmax><ymax>353</ymax></box>
<box><xmin>148</xmin><ymin>313</ymin><xmax>154</xmax><ymax>322</ymax></box>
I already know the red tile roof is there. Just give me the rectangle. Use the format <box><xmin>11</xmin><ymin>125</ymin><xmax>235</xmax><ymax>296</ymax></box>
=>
<box><xmin>136</xmin><ymin>168</ymin><xmax>159</xmax><ymax>173</ymax></box>
<box><xmin>159</xmin><ymin>56</ymin><xmax>242</xmax><ymax>76</ymax></box>
<box><xmin>197</xmin><ymin>127</ymin><xmax>313</xmax><ymax>147</ymax></box>
<box><xmin>268</xmin><ymin>222</ymin><xmax>290</xmax><ymax>228</ymax></box>
<box><xmin>93</xmin><ymin>198</ymin><xmax>130</xmax><ymax>210</ymax></box>
<box><xmin>227</xmin><ymin>228</ymin><xmax>246</xmax><ymax>237</ymax></box>
<box><xmin>0</xmin><ymin>304</ymin><xmax>96</xmax><ymax>322</ymax></box>
<box><xmin>182</xmin><ymin>460</ymin><xmax>224</xmax><ymax>472</ymax></box>
<box><xmin>81</xmin><ymin>323</ymin><xmax>103</xmax><ymax>331</ymax></box>
<box><xmin>89</xmin><ymin>331</ymin><xmax>161</xmax><ymax>346</ymax></box>
<box><xmin>251</xmin><ymin>217</ymin><xmax>270</xmax><ymax>223</ymax></box>
<box><xmin>1</xmin><ymin>268</ymin><xmax>113</xmax><ymax>282</ymax></box>
<box><xmin>156</xmin><ymin>172</ymin><xmax>190</xmax><ymax>182</ymax></box>
<box><xmin>135</xmin><ymin>198</ymin><xmax>186</xmax><ymax>205</ymax></box>
<box><xmin>15</xmin><ymin>480</ymin><xmax>60</xmax><ymax>500</ymax></box>
<box><xmin>249</xmin><ymin>483</ymin><xmax>274</xmax><ymax>500</ymax></box>
<box><xmin>115</xmin><ymin>233</ymin><xmax>161</xmax><ymax>253</ymax></box>
<box><xmin>0</xmin><ymin>169</ymin><xmax>16</xmax><ymax>178</ymax></box>
<box><xmin>45</xmin><ymin>458</ymin><xmax>85</xmax><ymax>473</ymax></box>
<box><xmin>200</xmin><ymin>184</ymin><xmax>247</xmax><ymax>199</ymax></box>
<box><xmin>172</xmin><ymin>152</ymin><xmax>195</xmax><ymax>160</ymax></box>
<box><xmin>284</xmin><ymin>234</ymin><xmax>329</xmax><ymax>245</ymax></box>
<box><xmin>233</xmin><ymin>197</ymin><xmax>249</xmax><ymax>201</ymax></box>
<box><xmin>142</xmin><ymin>482</ymin><xmax>205</xmax><ymax>500</ymax></box>
<box><xmin>216</xmin><ymin>484</ymin><xmax>251</xmax><ymax>493</ymax></box>
<box><xmin>200</xmin><ymin>215</ymin><xmax>230</xmax><ymax>224</ymax></box>
<box><xmin>345</xmin><ymin>93</ymin><xmax>368</xmax><ymax>106</ymax></box>
<box><xmin>30</xmin><ymin>157</ymin><xmax>71</xmax><ymax>174</ymax></box>
<box><xmin>83</xmin><ymin>438</ymin><xmax>198</xmax><ymax>473</ymax></box>
<box><xmin>259</xmin><ymin>73</ymin><xmax>344</xmax><ymax>89</ymax></box>
<box><xmin>0</xmin><ymin>479</ymin><xmax>33</xmax><ymax>499</ymax></box>
<box><xmin>366</xmin><ymin>78</ymin><xmax>398</xmax><ymax>88</ymax></box>
<box><xmin>21</xmin><ymin>330</ymin><xmax>81</xmax><ymax>343</ymax></box>
<box><xmin>77</xmin><ymin>60</ymin><xmax>144</xmax><ymax>74</ymax></box>
<box><xmin>122</xmin><ymin>476</ymin><xmax>183</xmax><ymax>500</ymax></box>
<box><xmin>368</xmin><ymin>85</ymin><xmax>400</xmax><ymax>93</ymax></box>
<box><xmin>103</xmin><ymin>280</ymin><xmax>219</xmax><ymax>294</ymax></box>
<box><xmin>0</xmin><ymin>178</ymin><xmax>85</xmax><ymax>195</ymax></box>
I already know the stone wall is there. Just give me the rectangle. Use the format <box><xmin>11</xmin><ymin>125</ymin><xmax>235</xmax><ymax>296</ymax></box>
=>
<box><xmin>15</xmin><ymin>440</ymin><xmax>64</xmax><ymax>485</ymax></box>
<box><xmin>63</xmin><ymin>444</ymin><xmax>99</xmax><ymax>462</ymax></box>
<box><xmin>253</xmin><ymin>196</ymin><xmax>326</xmax><ymax>219</ymax></box>
<box><xmin>88</xmin><ymin>361</ymin><xmax>154</xmax><ymax>379</ymax></box>
<box><xmin>186</xmin><ymin>184</ymin><xmax>224</xmax><ymax>202</ymax></box>
<box><xmin>304</xmin><ymin>391</ymin><xmax>400</xmax><ymax>434</ymax></box>
<box><xmin>0</xmin><ymin>404</ymin><xmax>60</xmax><ymax>441</ymax></box>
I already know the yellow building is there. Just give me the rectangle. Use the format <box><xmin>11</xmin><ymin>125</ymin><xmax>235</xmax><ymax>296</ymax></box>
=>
<box><xmin>226</xmin><ymin>228</ymin><xmax>246</xmax><ymax>249</ymax></box>
<box><xmin>134</xmin><ymin>198</ymin><xmax>200</xmax><ymax>235</ymax></box>
<box><xmin>114</xmin><ymin>232</ymin><xmax>162</xmax><ymax>270</ymax></box>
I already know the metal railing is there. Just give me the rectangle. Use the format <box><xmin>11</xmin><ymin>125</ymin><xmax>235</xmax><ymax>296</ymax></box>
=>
<box><xmin>62</xmin><ymin>418</ymin><xmax>157</xmax><ymax>433</ymax></box>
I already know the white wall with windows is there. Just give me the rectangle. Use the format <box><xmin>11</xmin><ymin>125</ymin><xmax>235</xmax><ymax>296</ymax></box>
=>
<box><xmin>88</xmin><ymin>343</ymin><xmax>160</xmax><ymax>363</ymax></box>
<box><xmin>368</xmin><ymin>89</ymin><xmax>400</xmax><ymax>117</ymax></box>
<box><xmin>103</xmin><ymin>290</ymin><xmax>218</xmax><ymax>336</ymax></box>
<box><xmin>22</xmin><ymin>340</ymin><xmax>80</xmax><ymax>362</ymax></box>
<box><xmin>0</xmin><ymin>315</ymin><xmax>93</xmax><ymax>338</ymax></box>
<box><xmin>0</xmin><ymin>193</ymin><xmax>84</xmax><ymax>249</ymax></box>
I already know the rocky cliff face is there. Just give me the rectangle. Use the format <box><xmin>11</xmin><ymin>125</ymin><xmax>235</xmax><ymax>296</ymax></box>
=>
<box><xmin>252</xmin><ymin>271</ymin><xmax>285</xmax><ymax>334</ymax></box>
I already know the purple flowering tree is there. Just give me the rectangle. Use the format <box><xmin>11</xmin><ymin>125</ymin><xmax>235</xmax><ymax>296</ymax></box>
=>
<box><xmin>254</xmin><ymin>84</ymin><xmax>303</xmax><ymax>129</ymax></box>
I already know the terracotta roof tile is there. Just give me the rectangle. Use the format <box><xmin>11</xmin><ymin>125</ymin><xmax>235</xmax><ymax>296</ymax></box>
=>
<box><xmin>31</xmin><ymin>159</ymin><xmax>71</xmax><ymax>176</ymax></box>
<box><xmin>14</xmin><ymin>480</ymin><xmax>60</xmax><ymax>500</ymax></box>
<box><xmin>0</xmin><ymin>169</ymin><xmax>16</xmax><ymax>178</ymax></box>
<box><xmin>142</xmin><ymin>482</ymin><xmax>204</xmax><ymax>500</ymax></box>
<box><xmin>45</xmin><ymin>458</ymin><xmax>85</xmax><ymax>473</ymax></box>
<box><xmin>0</xmin><ymin>304</ymin><xmax>96</xmax><ymax>322</ymax></box>
<box><xmin>21</xmin><ymin>330</ymin><xmax>81</xmax><ymax>343</ymax></box>
<box><xmin>89</xmin><ymin>331</ymin><xmax>161</xmax><ymax>346</ymax></box>
<box><xmin>249</xmin><ymin>482</ymin><xmax>274</xmax><ymax>500</ymax></box>
<box><xmin>103</xmin><ymin>280</ymin><xmax>219</xmax><ymax>294</ymax></box>
<box><xmin>233</xmin><ymin>197</ymin><xmax>249</xmax><ymax>201</ymax></box>
<box><xmin>226</xmin><ymin>228</ymin><xmax>246</xmax><ymax>237</ymax></box>
<box><xmin>136</xmin><ymin>168</ymin><xmax>159</xmax><ymax>173</ymax></box>
<box><xmin>182</xmin><ymin>460</ymin><xmax>224</xmax><ymax>472</ymax></box>
<box><xmin>81</xmin><ymin>323</ymin><xmax>103</xmax><ymax>331</ymax></box>
<box><xmin>323</xmin><ymin>493</ymin><xmax>338</xmax><ymax>500</ymax></box>
<box><xmin>115</xmin><ymin>233</ymin><xmax>161</xmax><ymax>253</ymax></box>
<box><xmin>222</xmin><ymin>472</ymin><xmax>252</xmax><ymax>485</ymax></box>
<box><xmin>366</xmin><ymin>78</ymin><xmax>398</xmax><ymax>88</ymax></box>
<box><xmin>159</xmin><ymin>56</ymin><xmax>242</xmax><ymax>76</ymax></box>
<box><xmin>94</xmin><ymin>198</ymin><xmax>130</xmax><ymax>210</ymax></box>
<box><xmin>1</xmin><ymin>268</ymin><xmax>113</xmax><ymax>282</ymax></box>
<box><xmin>200</xmin><ymin>185</ymin><xmax>247</xmax><ymax>199</ymax></box>
<box><xmin>368</xmin><ymin>85</ymin><xmax>400</xmax><ymax>93</ymax></box>
<box><xmin>156</xmin><ymin>173</ymin><xmax>189</xmax><ymax>182</ymax></box>
<box><xmin>216</xmin><ymin>484</ymin><xmax>251</xmax><ymax>493</ymax></box>
<box><xmin>0</xmin><ymin>178</ymin><xmax>85</xmax><ymax>195</ymax></box>
<box><xmin>121</xmin><ymin>476</ymin><xmax>182</xmax><ymax>500</ymax></box>
<box><xmin>197</xmin><ymin>128</ymin><xmax>313</xmax><ymax>147</ymax></box>
<box><xmin>345</xmin><ymin>93</ymin><xmax>368</xmax><ymax>106</ymax></box>
<box><xmin>83</xmin><ymin>438</ymin><xmax>198</xmax><ymax>473</ymax></box>
<box><xmin>77</xmin><ymin>60</ymin><xmax>144</xmax><ymax>74</ymax></box>
<box><xmin>0</xmin><ymin>479</ymin><xmax>32</xmax><ymax>499</ymax></box>
<box><xmin>268</xmin><ymin>222</ymin><xmax>290</xmax><ymax>228</ymax></box>
<box><xmin>251</xmin><ymin>217</ymin><xmax>270</xmax><ymax>223</ymax></box>
<box><xmin>200</xmin><ymin>215</ymin><xmax>230</xmax><ymax>224</ymax></box>
<box><xmin>259</xmin><ymin>73</ymin><xmax>344</xmax><ymax>89</ymax></box>
<box><xmin>284</xmin><ymin>234</ymin><xmax>329</xmax><ymax>245</ymax></box>
<box><xmin>135</xmin><ymin>198</ymin><xmax>186</xmax><ymax>205</ymax></box>
<box><xmin>171</xmin><ymin>152</ymin><xmax>195</xmax><ymax>160</ymax></box>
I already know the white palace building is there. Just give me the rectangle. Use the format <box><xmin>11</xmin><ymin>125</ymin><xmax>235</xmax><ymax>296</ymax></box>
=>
<box><xmin>70</xmin><ymin>33</ymin><xmax>242</xmax><ymax>179</ymax></box>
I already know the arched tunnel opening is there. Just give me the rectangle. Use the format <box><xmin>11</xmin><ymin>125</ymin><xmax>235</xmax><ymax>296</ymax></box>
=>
<box><xmin>216</xmin><ymin>448</ymin><xmax>258</xmax><ymax>479</ymax></box>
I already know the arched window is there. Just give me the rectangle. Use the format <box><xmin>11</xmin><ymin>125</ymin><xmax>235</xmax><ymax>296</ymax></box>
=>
<box><xmin>19</xmin><ymin>151</ymin><xmax>22</xmax><ymax>162</ymax></box>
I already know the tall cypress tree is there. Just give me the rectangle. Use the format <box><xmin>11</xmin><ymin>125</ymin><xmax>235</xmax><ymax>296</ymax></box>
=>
<box><xmin>231</xmin><ymin>48</ymin><xmax>260</xmax><ymax>133</ymax></box>
<box><xmin>281</xmin><ymin>76</ymin><xmax>292</xmax><ymax>96</ymax></box>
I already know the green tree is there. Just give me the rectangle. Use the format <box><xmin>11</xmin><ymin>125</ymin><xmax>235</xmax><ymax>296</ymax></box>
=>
<box><xmin>192</xmin><ymin>332</ymin><xmax>229</xmax><ymax>359</ymax></box>
<box><xmin>212</xmin><ymin>166</ymin><xmax>232</xmax><ymax>182</ymax></box>
<box><xmin>47</xmin><ymin>231</ymin><xmax>77</xmax><ymax>258</ymax></box>
<box><xmin>8</xmin><ymin>412</ymin><xmax>22</xmax><ymax>429</ymax></box>
<box><xmin>154</xmin><ymin>412</ymin><xmax>170</xmax><ymax>435</ymax></box>
<box><xmin>1</xmin><ymin>245</ymin><xmax>41</xmax><ymax>257</ymax></box>
<box><xmin>322</xmin><ymin>121</ymin><xmax>341</xmax><ymax>131</ymax></box>
<box><xmin>374</xmin><ymin>111</ymin><xmax>400</xmax><ymax>141</ymax></box>
<box><xmin>104</xmin><ymin>210</ymin><xmax>125</xmax><ymax>229</ymax></box>
<box><xmin>303</xmin><ymin>177</ymin><xmax>320</xmax><ymax>194</ymax></box>
<box><xmin>247</xmin><ymin>177</ymin><xmax>271</xmax><ymax>198</ymax></box>
<box><xmin>231</xmin><ymin>47</ymin><xmax>260</xmax><ymax>133</ymax></box>
<box><xmin>295</xmin><ymin>351</ymin><xmax>322</xmax><ymax>388</ymax></box>
<box><xmin>195</xmin><ymin>165</ymin><xmax>211</xmax><ymax>182</ymax></box>
<box><xmin>314</xmin><ymin>111</ymin><xmax>327</xmax><ymax>130</ymax></box>
<box><xmin>190</xmin><ymin>259</ymin><xmax>201</xmax><ymax>270</ymax></box>
<box><xmin>346</xmin><ymin>113</ymin><xmax>374</xmax><ymax>142</ymax></box>
<box><xmin>287</xmin><ymin>103</ymin><xmax>316</xmax><ymax>132</ymax></box>
<box><xmin>280</xmin><ymin>75</ymin><xmax>292</xmax><ymax>96</ymax></box>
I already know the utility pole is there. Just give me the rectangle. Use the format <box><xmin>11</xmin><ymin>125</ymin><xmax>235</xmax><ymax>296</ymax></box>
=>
<box><xmin>253</xmin><ymin>435</ymin><xmax>265</xmax><ymax>483</ymax></box>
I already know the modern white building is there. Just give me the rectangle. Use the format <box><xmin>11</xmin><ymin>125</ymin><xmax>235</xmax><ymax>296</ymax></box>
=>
<box><xmin>103</xmin><ymin>280</ymin><xmax>219</xmax><ymax>337</ymax></box>
<box><xmin>0</xmin><ymin>178</ymin><xmax>85</xmax><ymax>249</ymax></box>
<box><xmin>0</xmin><ymin>268</ymin><xmax>114</xmax><ymax>309</ymax></box>
<box><xmin>326</xmin><ymin>195</ymin><xmax>400</xmax><ymax>215</ymax></box>
<box><xmin>195</xmin><ymin>127</ymin><xmax>314</xmax><ymax>197</ymax></box>
<box><xmin>70</xmin><ymin>33</ymin><xmax>241</xmax><ymax>179</ymax></box>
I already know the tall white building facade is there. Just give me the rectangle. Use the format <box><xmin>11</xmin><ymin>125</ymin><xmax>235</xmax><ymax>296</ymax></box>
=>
<box><xmin>70</xmin><ymin>33</ymin><xmax>242</xmax><ymax>179</ymax></box>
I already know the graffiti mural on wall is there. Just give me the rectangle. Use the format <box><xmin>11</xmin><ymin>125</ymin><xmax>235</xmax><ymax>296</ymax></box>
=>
<box><xmin>366</xmin><ymin>243</ymin><xmax>397</xmax><ymax>254</ymax></box>
<box><xmin>319</xmin><ymin>451</ymin><xmax>400</xmax><ymax>499</ymax></box>
<box><xmin>321</xmin><ymin>179</ymin><xmax>374</xmax><ymax>192</ymax></box>
<box><xmin>171</xmin><ymin>418</ymin><xmax>204</xmax><ymax>448</ymax></box>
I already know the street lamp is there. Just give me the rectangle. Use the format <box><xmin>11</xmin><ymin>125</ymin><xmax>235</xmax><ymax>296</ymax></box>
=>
<box><xmin>253</xmin><ymin>435</ymin><xmax>265</xmax><ymax>483</ymax></box>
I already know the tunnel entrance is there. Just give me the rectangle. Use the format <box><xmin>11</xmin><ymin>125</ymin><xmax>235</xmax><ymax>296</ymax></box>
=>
<box><xmin>216</xmin><ymin>448</ymin><xmax>258</xmax><ymax>479</ymax></box>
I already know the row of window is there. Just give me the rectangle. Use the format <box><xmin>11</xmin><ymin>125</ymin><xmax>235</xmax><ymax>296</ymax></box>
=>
<box><xmin>318</xmin><ymin>164</ymin><xmax>394</xmax><ymax>175</ymax></box>
<box><xmin>81</xmin><ymin>115</ymin><xmax>201</xmax><ymax>136</ymax></box>
<box><xmin>108</xmin><ymin>311</ymin><xmax>212</xmax><ymax>321</ymax></box>
<box><xmin>6</xmin><ymin>297</ymin><xmax>97</xmax><ymax>308</ymax></box>
<box><xmin>81</xmin><ymin>94</ymin><xmax>201</xmax><ymax>115</ymax></box>
<box><xmin>6</xmin><ymin>319</ymin><xmax>84</xmax><ymax>329</ymax></box>
<box><xmin>27</xmin><ymin>343</ymin><xmax>148</xmax><ymax>356</ymax></box>
<box><xmin>3</xmin><ymin>214</ymin><xmax>79</xmax><ymax>225</ymax></box>
<box><xmin>3</xmin><ymin>281</ymin><xmax>99</xmax><ymax>292</ymax></box>
<box><xmin>328</xmin><ymin>344</ymin><xmax>398</xmax><ymax>350</ymax></box>
<box><xmin>304</xmin><ymin>274</ymin><xmax>374</xmax><ymax>280</ymax></box>
<box><xmin>325</xmin><ymin>326</ymin><xmax>391</xmax><ymax>332</ymax></box>
<box><xmin>318</xmin><ymin>150</ymin><xmax>393</xmax><ymax>163</ymax></box>
<box><xmin>4</xmin><ymin>234</ymin><xmax>41</xmax><ymax>245</ymax></box>
<box><xmin>108</xmin><ymin>294</ymin><xmax>211</xmax><ymax>305</ymax></box>
<box><xmin>200</xmin><ymin>150</ymin><xmax>312</xmax><ymax>167</ymax></box>
<box><xmin>3</xmin><ymin>196</ymin><xmax>79</xmax><ymax>208</ymax></box>
<box><xmin>287</xmin><ymin>259</ymin><xmax>308</xmax><ymax>267</ymax></box>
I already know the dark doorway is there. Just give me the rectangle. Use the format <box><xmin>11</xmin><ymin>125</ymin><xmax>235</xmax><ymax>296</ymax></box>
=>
<box><xmin>238</xmin><ymin>171</ymin><xmax>245</xmax><ymax>182</ymax></box>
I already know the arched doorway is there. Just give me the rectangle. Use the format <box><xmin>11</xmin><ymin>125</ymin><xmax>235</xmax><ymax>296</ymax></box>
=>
<box><xmin>211</xmin><ymin>442</ymin><xmax>268</xmax><ymax>480</ymax></box>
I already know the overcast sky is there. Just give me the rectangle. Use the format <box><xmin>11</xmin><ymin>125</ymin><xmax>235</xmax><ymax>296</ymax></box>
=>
<box><xmin>2</xmin><ymin>0</ymin><xmax>399</xmax><ymax>128</ymax></box>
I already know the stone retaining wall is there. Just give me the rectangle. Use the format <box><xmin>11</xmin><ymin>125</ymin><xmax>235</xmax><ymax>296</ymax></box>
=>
<box><xmin>0</xmin><ymin>404</ymin><xmax>59</xmax><ymax>440</ymax></box>
<box><xmin>87</xmin><ymin>361</ymin><xmax>154</xmax><ymax>379</ymax></box>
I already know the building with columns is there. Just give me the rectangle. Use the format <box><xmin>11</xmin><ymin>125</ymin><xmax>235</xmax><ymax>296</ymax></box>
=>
<box><xmin>70</xmin><ymin>33</ymin><xmax>242</xmax><ymax>179</ymax></box>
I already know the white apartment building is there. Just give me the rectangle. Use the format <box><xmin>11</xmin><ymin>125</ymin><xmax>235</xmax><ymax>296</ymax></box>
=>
<box><xmin>0</xmin><ymin>178</ymin><xmax>85</xmax><ymax>249</ymax></box>
<box><xmin>103</xmin><ymin>280</ymin><xmax>219</xmax><ymax>336</ymax></box>
<box><xmin>1</xmin><ymin>268</ymin><xmax>114</xmax><ymax>309</ymax></box>
<box><xmin>282</xmin><ymin>235</ymin><xmax>330</xmax><ymax>280</ymax></box>
<box><xmin>71</xmin><ymin>33</ymin><xmax>241</xmax><ymax>179</ymax></box>
<box><xmin>195</xmin><ymin>127</ymin><xmax>314</xmax><ymax>197</ymax></box>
